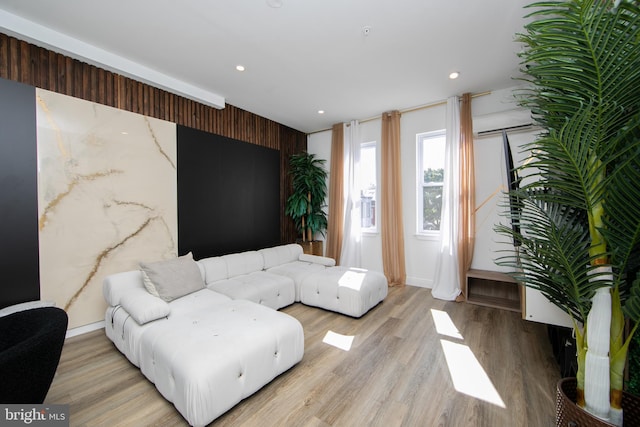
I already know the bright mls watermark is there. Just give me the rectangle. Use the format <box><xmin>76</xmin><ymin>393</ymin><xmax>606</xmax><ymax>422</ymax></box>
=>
<box><xmin>1</xmin><ymin>405</ymin><xmax>68</xmax><ymax>426</ymax></box>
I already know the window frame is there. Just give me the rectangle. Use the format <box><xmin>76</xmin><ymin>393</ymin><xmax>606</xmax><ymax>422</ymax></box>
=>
<box><xmin>416</xmin><ymin>130</ymin><xmax>446</xmax><ymax>237</ymax></box>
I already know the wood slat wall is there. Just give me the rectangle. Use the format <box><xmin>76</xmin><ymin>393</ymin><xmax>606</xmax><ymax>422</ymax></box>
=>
<box><xmin>0</xmin><ymin>32</ymin><xmax>305</xmax><ymax>244</ymax></box>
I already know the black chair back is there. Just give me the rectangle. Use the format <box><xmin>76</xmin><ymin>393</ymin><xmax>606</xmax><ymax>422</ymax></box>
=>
<box><xmin>0</xmin><ymin>307</ymin><xmax>68</xmax><ymax>403</ymax></box>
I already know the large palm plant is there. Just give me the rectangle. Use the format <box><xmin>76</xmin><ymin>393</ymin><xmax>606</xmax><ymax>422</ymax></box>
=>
<box><xmin>285</xmin><ymin>152</ymin><xmax>328</xmax><ymax>242</ymax></box>
<box><xmin>496</xmin><ymin>0</ymin><xmax>640</xmax><ymax>424</ymax></box>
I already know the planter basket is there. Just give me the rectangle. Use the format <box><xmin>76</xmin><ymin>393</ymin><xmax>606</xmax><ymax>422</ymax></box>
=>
<box><xmin>556</xmin><ymin>378</ymin><xmax>640</xmax><ymax>426</ymax></box>
<box><xmin>296</xmin><ymin>239</ymin><xmax>323</xmax><ymax>256</ymax></box>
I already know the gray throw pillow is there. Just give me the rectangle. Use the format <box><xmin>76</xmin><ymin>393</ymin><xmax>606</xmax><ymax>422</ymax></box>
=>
<box><xmin>139</xmin><ymin>253</ymin><xmax>205</xmax><ymax>301</ymax></box>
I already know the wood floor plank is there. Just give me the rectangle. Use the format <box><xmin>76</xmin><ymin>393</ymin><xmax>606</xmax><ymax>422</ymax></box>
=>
<box><xmin>45</xmin><ymin>285</ymin><xmax>560</xmax><ymax>426</ymax></box>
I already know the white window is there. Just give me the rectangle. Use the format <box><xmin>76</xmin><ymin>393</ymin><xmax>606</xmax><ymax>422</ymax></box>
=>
<box><xmin>417</xmin><ymin>131</ymin><xmax>446</xmax><ymax>233</ymax></box>
<box><xmin>360</xmin><ymin>141</ymin><xmax>377</xmax><ymax>231</ymax></box>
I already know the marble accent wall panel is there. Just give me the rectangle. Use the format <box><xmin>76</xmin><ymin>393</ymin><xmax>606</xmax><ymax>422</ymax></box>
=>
<box><xmin>36</xmin><ymin>89</ymin><xmax>177</xmax><ymax>329</ymax></box>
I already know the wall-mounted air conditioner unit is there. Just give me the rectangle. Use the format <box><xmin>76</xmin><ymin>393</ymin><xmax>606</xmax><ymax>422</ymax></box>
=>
<box><xmin>473</xmin><ymin>108</ymin><xmax>536</xmax><ymax>138</ymax></box>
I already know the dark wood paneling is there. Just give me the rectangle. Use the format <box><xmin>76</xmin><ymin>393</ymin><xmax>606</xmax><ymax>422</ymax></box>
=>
<box><xmin>0</xmin><ymin>32</ymin><xmax>305</xmax><ymax>244</ymax></box>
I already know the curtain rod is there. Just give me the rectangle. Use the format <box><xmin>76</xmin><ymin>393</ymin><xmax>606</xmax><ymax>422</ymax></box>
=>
<box><xmin>308</xmin><ymin>91</ymin><xmax>491</xmax><ymax>135</ymax></box>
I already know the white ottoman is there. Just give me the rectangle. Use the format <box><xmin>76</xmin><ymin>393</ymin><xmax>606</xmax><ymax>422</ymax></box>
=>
<box><xmin>298</xmin><ymin>267</ymin><xmax>388</xmax><ymax>317</ymax></box>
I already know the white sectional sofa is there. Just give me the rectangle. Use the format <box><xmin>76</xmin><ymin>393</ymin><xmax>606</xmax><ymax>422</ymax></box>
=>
<box><xmin>103</xmin><ymin>244</ymin><xmax>388</xmax><ymax>426</ymax></box>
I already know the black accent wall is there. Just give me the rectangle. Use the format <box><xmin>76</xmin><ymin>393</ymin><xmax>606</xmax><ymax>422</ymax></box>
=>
<box><xmin>0</xmin><ymin>78</ymin><xmax>40</xmax><ymax>308</ymax></box>
<box><xmin>177</xmin><ymin>125</ymin><xmax>281</xmax><ymax>259</ymax></box>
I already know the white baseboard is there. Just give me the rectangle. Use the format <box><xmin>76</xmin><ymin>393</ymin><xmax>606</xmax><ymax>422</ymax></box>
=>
<box><xmin>406</xmin><ymin>276</ymin><xmax>433</xmax><ymax>289</ymax></box>
<box><xmin>66</xmin><ymin>320</ymin><xmax>104</xmax><ymax>338</ymax></box>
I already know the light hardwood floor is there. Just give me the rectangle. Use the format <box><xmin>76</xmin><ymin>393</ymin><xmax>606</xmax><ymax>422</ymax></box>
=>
<box><xmin>45</xmin><ymin>285</ymin><xmax>561</xmax><ymax>426</ymax></box>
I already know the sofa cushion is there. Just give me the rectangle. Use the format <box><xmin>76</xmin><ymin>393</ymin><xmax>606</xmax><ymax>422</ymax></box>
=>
<box><xmin>140</xmin><ymin>254</ymin><xmax>205</xmax><ymax>302</ymax></box>
<box><xmin>198</xmin><ymin>256</ymin><xmax>229</xmax><ymax>285</ymax></box>
<box><xmin>136</xmin><ymin>299</ymin><xmax>304</xmax><ymax>427</ymax></box>
<box><xmin>168</xmin><ymin>289</ymin><xmax>232</xmax><ymax>315</ymax></box>
<box><xmin>206</xmin><ymin>272</ymin><xmax>295</xmax><ymax>310</ymax></box>
<box><xmin>266</xmin><ymin>261</ymin><xmax>329</xmax><ymax>301</ymax></box>
<box><xmin>298</xmin><ymin>267</ymin><xmax>388</xmax><ymax>318</ymax></box>
<box><xmin>259</xmin><ymin>244</ymin><xmax>302</xmax><ymax>269</ymax></box>
<box><xmin>221</xmin><ymin>251</ymin><xmax>263</xmax><ymax>277</ymax></box>
<box><xmin>299</xmin><ymin>253</ymin><xmax>336</xmax><ymax>267</ymax></box>
<box><xmin>104</xmin><ymin>270</ymin><xmax>144</xmax><ymax>306</ymax></box>
<box><xmin>120</xmin><ymin>287</ymin><xmax>171</xmax><ymax>325</ymax></box>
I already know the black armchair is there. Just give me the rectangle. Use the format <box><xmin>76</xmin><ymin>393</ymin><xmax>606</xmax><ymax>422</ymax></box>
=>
<box><xmin>0</xmin><ymin>306</ymin><xmax>68</xmax><ymax>403</ymax></box>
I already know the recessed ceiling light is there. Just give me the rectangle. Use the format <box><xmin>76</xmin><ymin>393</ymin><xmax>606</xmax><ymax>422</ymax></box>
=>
<box><xmin>236</xmin><ymin>65</ymin><xmax>245</xmax><ymax>72</ymax></box>
<box><xmin>318</xmin><ymin>110</ymin><xmax>325</xmax><ymax>114</ymax></box>
<box><xmin>267</xmin><ymin>0</ymin><xmax>283</xmax><ymax>8</ymax></box>
<box><xmin>449</xmin><ymin>71</ymin><xmax>460</xmax><ymax>79</ymax></box>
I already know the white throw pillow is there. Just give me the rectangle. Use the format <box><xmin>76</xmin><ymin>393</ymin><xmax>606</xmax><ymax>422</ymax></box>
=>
<box><xmin>120</xmin><ymin>288</ymin><xmax>171</xmax><ymax>324</ymax></box>
<box><xmin>139</xmin><ymin>252</ymin><xmax>205</xmax><ymax>302</ymax></box>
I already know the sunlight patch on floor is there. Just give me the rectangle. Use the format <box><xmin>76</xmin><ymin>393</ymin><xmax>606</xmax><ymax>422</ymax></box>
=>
<box><xmin>440</xmin><ymin>340</ymin><xmax>506</xmax><ymax>407</ymax></box>
<box><xmin>323</xmin><ymin>330</ymin><xmax>354</xmax><ymax>351</ymax></box>
<box><xmin>338</xmin><ymin>270</ymin><xmax>366</xmax><ymax>291</ymax></box>
<box><xmin>430</xmin><ymin>309</ymin><xmax>463</xmax><ymax>339</ymax></box>
<box><xmin>431</xmin><ymin>309</ymin><xmax>506</xmax><ymax>408</ymax></box>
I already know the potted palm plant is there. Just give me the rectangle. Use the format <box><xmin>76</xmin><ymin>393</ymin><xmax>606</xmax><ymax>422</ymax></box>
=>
<box><xmin>285</xmin><ymin>152</ymin><xmax>328</xmax><ymax>255</ymax></box>
<box><xmin>495</xmin><ymin>0</ymin><xmax>640</xmax><ymax>425</ymax></box>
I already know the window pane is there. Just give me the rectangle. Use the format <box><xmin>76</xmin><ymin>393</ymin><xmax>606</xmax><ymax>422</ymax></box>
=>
<box><xmin>422</xmin><ymin>135</ymin><xmax>446</xmax><ymax>173</ymax></box>
<box><xmin>418</xmin><ymin>131</ymin><xmax>446</xmax><ymax>233</ymax></box>
<box><xmin>424</xmin><ymin>167</ymin><xmax>444</xmax><ymax>184</ymax></box>
<box><xmin>360</xmin><ymin>143</ymin><xmax>376</xmax><ymax>229</ymax></box>
<box><xmin>423</xmin><ymin>185</ymin><xmax>443</xmax><ymax>231</ymax></box>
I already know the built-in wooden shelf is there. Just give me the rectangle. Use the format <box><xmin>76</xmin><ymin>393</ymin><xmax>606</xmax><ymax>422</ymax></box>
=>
<box><xmin>465</xmin><ymin>269</ymin><xmax>522</xmax><ymax>312</ymax></box>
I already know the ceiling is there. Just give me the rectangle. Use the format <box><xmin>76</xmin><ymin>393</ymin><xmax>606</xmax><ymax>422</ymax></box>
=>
<box><xmin>0</xmin><ymin>0</ymin><xmax>532</xmax><ymax>134</ymax></box>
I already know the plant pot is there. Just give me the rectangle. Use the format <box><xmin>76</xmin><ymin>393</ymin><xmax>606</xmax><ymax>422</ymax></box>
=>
<box><xmin>556</xmin><ymin>377</ymin><xmax>640</xmax><ymax>426</ymax></box>
<box><xmin>297</xmin><ymin>240</ymin><xmax>323</xmax><ymax>256</ymax></box>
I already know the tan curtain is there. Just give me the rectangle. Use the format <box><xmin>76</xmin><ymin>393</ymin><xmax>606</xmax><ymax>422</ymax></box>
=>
<box><xmin>325</xmin><ymin>123</ymin><xmax>345</xmax><ymax>263</ymax></box>
<box><xmin>457</xmin><ymin>93</ymin><xmax>475</xmax><ymax>297</ymax></box>
<box><xmin>381</xmin><ymin>111</ymin><xmax>406</xmax><ymax>286</ymax></box>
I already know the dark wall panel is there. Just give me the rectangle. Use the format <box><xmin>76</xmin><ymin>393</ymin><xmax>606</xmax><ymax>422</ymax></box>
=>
<box><xmin>177</xmin><ymin>125</ymin><xmax>281</xmax><ymax>259</ymax></box>
<box><xmin>0</xmin><ymin>78</ymin><xmax>39</xmax><ymax>308</ymax></box>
